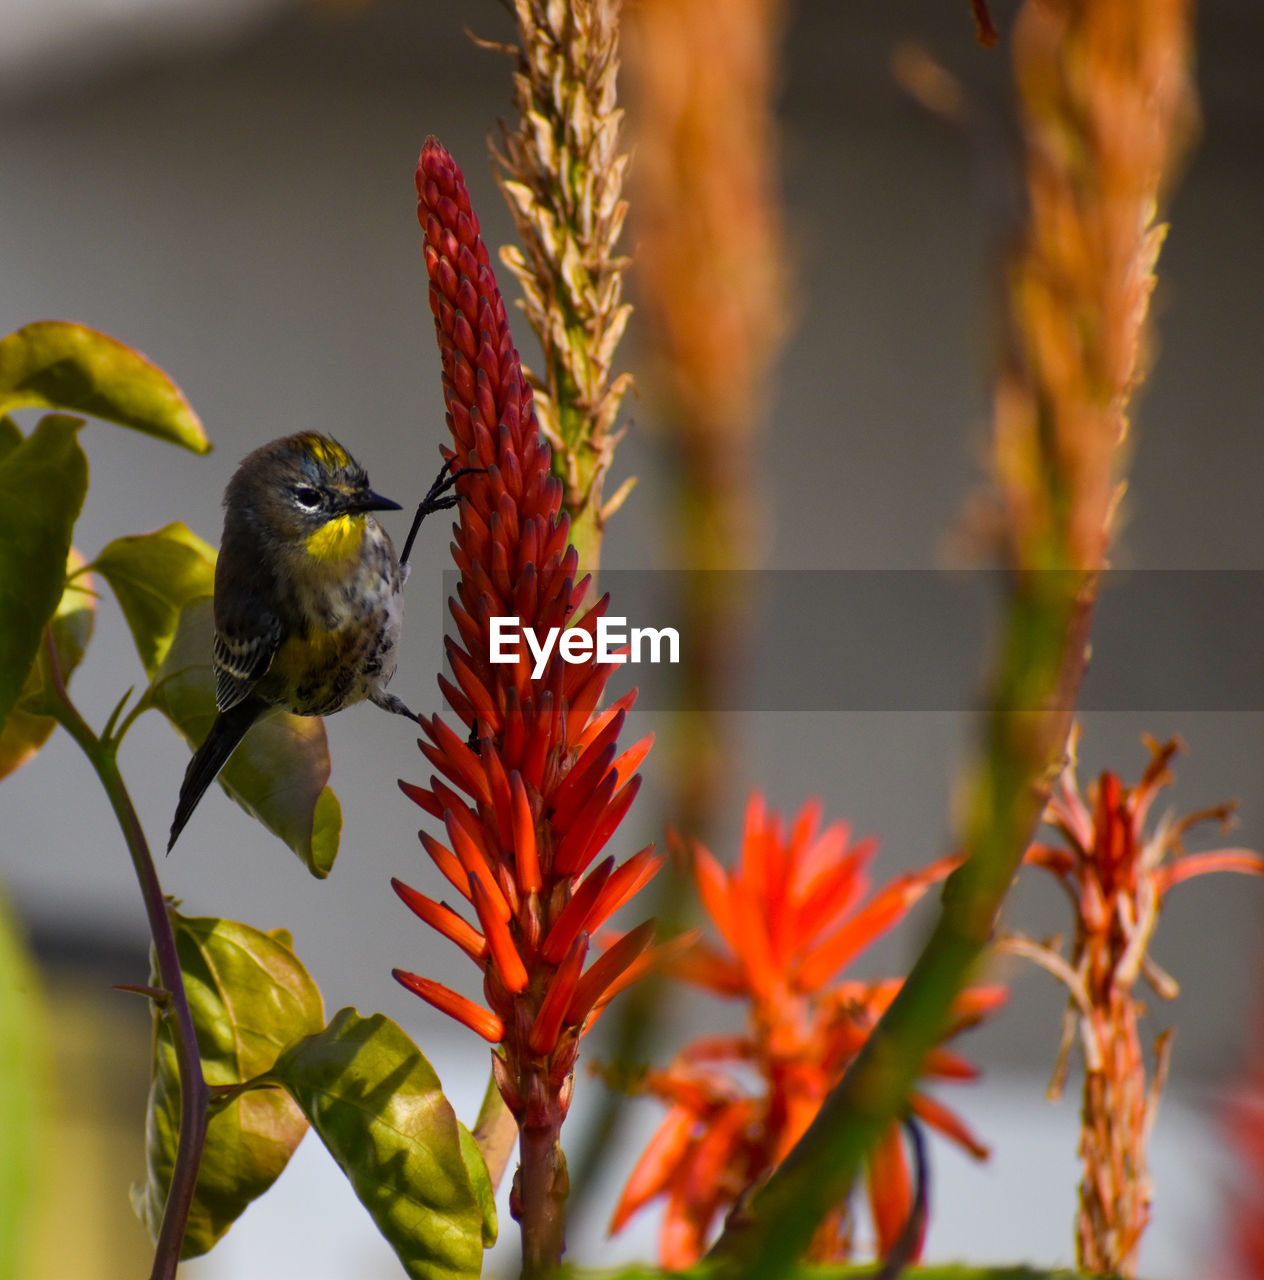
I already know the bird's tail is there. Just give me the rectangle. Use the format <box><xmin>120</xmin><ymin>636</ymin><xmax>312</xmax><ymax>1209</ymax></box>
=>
<box><xmin>168</xmin><ymin>700</ymin><xmax>264</xmax><ymax>851</ymax></box>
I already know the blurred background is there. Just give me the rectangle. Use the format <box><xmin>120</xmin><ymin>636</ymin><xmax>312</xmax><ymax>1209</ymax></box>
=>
<box><xmin>1</xmin><ymin>0</ymin><xmax>1260</xmax><ymax>1276</ymax></box>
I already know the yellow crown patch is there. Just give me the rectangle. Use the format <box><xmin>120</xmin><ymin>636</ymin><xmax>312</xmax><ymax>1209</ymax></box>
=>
<box><xmin>297</xmin><ymin>433</ymin><xmax>353</xmax><ymax>472</ymax></box>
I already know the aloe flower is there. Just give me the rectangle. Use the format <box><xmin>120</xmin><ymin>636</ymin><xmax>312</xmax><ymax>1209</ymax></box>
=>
<box><xmin>610</xmin><ymin>794</ymin><xmax>1004</xmax><ymax>1266</ymax></box>
<box><xmin>1007</xmin><ymin>735</ymin><xmax>1264</xmax><ymax>1278</ymax></box>
<box><xmin>392</xmin><ymin>138</ymin><xmax>657</xmax><ymax>1271</ymax></box>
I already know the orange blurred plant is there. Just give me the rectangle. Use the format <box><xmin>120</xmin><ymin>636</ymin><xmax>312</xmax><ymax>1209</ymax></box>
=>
<box><xmin>610</xmin><ymin>794</ymin><xmax>1006</xmax><ymax>1266</ymax></box>
<box><xmin>1227</xmin><ymin>1027</ymin><xmax>1264</xmax><ymax>1280</ymax></box>
<box><xmin>1004</xmin><ymin>735</ymin><xmax>1264</xmax><ymax>1278</ymax></box>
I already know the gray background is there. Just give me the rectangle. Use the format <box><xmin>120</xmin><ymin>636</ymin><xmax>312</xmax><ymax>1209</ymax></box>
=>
<box><xmin>1</xmin><ymin>1</ymin><xmax>1260</xmax><ymax>1275</ymax></box>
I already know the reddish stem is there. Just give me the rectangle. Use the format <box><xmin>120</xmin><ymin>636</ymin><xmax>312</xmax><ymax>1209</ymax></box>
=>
<box><xmin>42</xmin><ymin>628</ymin><xmax>209</xmax><ymax>1279</ymax></box>
<box><xmin>516</xmin><ymin>1095</ymin><xmax>570</xmax><ymax>1279</ymax></box>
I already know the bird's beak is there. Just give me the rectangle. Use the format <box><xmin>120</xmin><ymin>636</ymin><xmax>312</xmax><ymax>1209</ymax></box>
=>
<box><xmin>345</xmin><ymin>489</ymin><xmax>402</xmax><ymax>515</ymax></box>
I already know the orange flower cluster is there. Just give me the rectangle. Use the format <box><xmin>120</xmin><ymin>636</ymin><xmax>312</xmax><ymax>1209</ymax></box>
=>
<box><xmin>610</xmin><ymin>794</ymin><xmax>1004</xmax><ymax>1267</ymax></box>
<box><xmin>393</xmin><ymin>140</ymin><xmax>658</xmax><ymax>1130</ymax></box>
<box><xmin>1013</xmin><ymin>736</ymin><xmax>1264</xmax><ymax>1277</ymax></box>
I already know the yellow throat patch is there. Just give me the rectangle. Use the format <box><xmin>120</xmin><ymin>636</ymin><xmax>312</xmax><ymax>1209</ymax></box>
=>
<box><xmin>306</xmin><ymin>513</ymin><xmax>366</xmax><ymax>562</ymax></box>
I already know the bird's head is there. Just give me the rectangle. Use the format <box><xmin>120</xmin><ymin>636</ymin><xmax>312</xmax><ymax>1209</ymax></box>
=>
<box><xmin>226</xmin><ymin>432</ymin><xmax>401</xmax><ymax>556</ymax></box>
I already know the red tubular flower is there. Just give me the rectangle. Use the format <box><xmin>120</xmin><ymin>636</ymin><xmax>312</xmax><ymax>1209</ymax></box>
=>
<box><xmin>610</xmin><ymin>794</ymin><xmax>1004</xmax><ymax>1268</ymax></box>
<box><xmin>393</xmin><ymin>138</ymin><xmax>658</xmax><ymax>1255</ymax></box>
<box><xmin>1010</xmin><ymin>734</ymin><xmax>1264</xmax><ymax>1279</ymax></box>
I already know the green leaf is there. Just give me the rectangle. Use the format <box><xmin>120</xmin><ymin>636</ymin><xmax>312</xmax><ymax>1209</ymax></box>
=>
<box><xmin>457</xmin><ymin>1121</ymin><xmax>497</xmax><ymax>1247</ymax></box>
<box><xmin>145</xmin><ymin>597</ymin><xmax>342</xmax><ymax>876</ymax></box>
<box><xmin>0</xmin><ymin>415</ymin><xmax>88</xmax><ymax>737</ymax></box>
<box><xmin>0</xmin><ymin>548</ymin><xmax>96</xmax><ymax>780</ymax></box>
<box><xmin>93</xmin><ymin>522</ymin><xmax>216</xmax><ymax>678</ymax></box>
<box><xmin>0</xmin><ymin>416</ymin><xmax>21</xmax><ymax>461</ymax></box>
<box><xmin>133</xmin><ymin>912</ymin><xmax>325</xmax><ymax>1258</ymax></box>
<box><xmin>0</xmin><ymin>889</ymin><xmax>48</xmax><ymax>1277</ymax></box>
<box><xmin>268</xmin><ymin>1009</ymin><xmax>488</xmax><ymax>1280</ymax></box>
<box><xmin>0</xmin><ymin>321</ymin><xmax>209</xmax><ymax>453</ymax></box>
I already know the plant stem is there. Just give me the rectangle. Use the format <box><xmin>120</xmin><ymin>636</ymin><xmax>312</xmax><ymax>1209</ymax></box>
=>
<box><xmin>41</xmin><ymin>628</ymin><xmax>208</xmax><ymax>1280</ymax></box>
<box><xmin>517</xmin><ymin>1102</ymin><xmax>569</xmax><ymax>1280</ymax></box>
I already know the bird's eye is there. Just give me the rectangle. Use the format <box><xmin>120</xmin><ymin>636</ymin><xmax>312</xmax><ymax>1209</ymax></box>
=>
<box><xmin>293</xmin><ymin>486</ymin><xmax>322</xmax><ymax>510</ymax></box>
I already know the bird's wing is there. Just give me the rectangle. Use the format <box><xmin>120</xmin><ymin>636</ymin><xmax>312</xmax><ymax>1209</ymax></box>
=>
<box><xmin>213</xmin><ymin>614</ymin><xmax>282</xmax><ymax>712</ymax></box>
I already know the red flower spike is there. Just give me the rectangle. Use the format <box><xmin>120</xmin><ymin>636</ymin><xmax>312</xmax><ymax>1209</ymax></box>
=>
<box><xmin>435</xmin><ymin>674</ymin><xmax>476</xmax><ymax>729</ymax></box>
<box><xmin>431</xmin><ymin>781</ymin><xmax>490</xmax><ymax>849</ymax></box>
<box><xmin>560</xmin><ymin>774</ymin><xmax>643</xmax><ymax>877</ymax></box>
<box><xmin>481</xmin><ymin>741</ymin><xmax>516</xmax><ymax>851</ymax></box>
<box><xmin>585</xmin><ymin>928</ymin><xmax>687</xmax><ymax>1017</ymax></box>
<box><xmin>586</xmin><ymin>847</ymin><xmax>664</xmax><ymax>935</ymax></box>
<box><xmin>396</xmin><ymin>143</ymin><xmax>658</xmax><ymax>1211</ymax></box>
<box><xmin>542</xmin><ymin>857</ymin><xmax>614</xmax><ymax>965</ymax></box>
<box><xmin>520</xmin><ymin>694</ymin><xmax>554</xmax><ymax>792</ymax></box>
<box><xmin>391</xmin><ymin>878</ymin><xmax>487</xmax><ymax>962</ymax></box>
<box><xmin>529</xmin><ymin>932</ymin><xmax>590</xmax><ymax>1055</ymax></box>
<box><xmin>611</xmin><ymin>734</ymin><xmax>655</xmax><ymax>791</ymax></box>
<box><xmin>470</xmin><ymin>875</ymin><xmax>529</xmax><ymax>995</ymax></box>
<box><xmin>577</xmin><ymin>690</ymin><xmax>639</xmax><ymax>749</ymax></box>
<box><xmin>565</xmin><ymin>919</ymin><xmax>656</xmax><ymax>1025</ymax></box>
<box><xmin>418</xmin><ymin>831</ymin><xmax>472</xmax><ymax>901</ymax></box>
<box><xmin>553</xmin><ymin>769</ymin><xmax>619</xmax><ymax>872</ymax></box>
<box><xmin>509</xmin><ymin>771</ymin><xmax>542</xmax><ymax>894</ymax></box>
<box><xmin>398</xmin><ymin>778</ymin><xmax>442</xmax><ymax>820</ymax></box>
<box><xmin>419</xmin><ymin>717</ymin><xmax>492</xmax><ymax>805</ymax></box>
<box><xmin>613</xmin><ymin>797</ymin><xmax>1001</xmax><ymax>1268</ymax></box>
<box><xmin>500</xmin><ymin>693</ymin><xmax>529</xmax><ymax>772</ymax></box>
<box><xmin>552</xmin><ymin>741</ymin><xmax>620</xmax><ymax>834</ymax></box>
<box><xmin>445</xmin><ymin>812</ymin><xmax>510</xmax><ymax>922</ymax></box>
<box><xmin>392</xmin><ymin>970</ymin><xmax>504</xmax><ymax>1044</ymax></box>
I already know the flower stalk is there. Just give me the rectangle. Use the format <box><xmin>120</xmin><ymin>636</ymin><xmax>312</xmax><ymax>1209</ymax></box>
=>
<box><xmin>1005</xmin><ymin>736</ymin><xmax>1264</xmax><ymax>1276</ymax></box>
<box><xmin>489</xmin><ymin>0</ymin><xmax>635</xmax><ymax>574</ymax></box>
<box><xmin>396</xmin><ymin>138</ymin><xmax>658</xmax><ymax>1274</ymax></box>
<box><xmin>622</xmin><ymin>0</ymin><xmax>790</xmax><ymax>839</ymax></box>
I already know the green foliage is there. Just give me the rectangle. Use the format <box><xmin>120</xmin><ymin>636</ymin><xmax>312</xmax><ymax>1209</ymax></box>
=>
<box><xmin>93</xmin><ymin>522</ymin><xmax>216</xmax><ymax>678</ymax></box>
<box><xmin>0</xmin><ymin>891</ymin><xmax>48</xmax><ymax>1277</ymax></box>
<box><xmin>0</xmin><ymin>415</ymin><xmax>88</xmax><ymax>737</ymax></box>
<box><xmin>457</xmin><ymin>1121</ymin><xmax>498</xmax><ymax>1249</ymax></box>
<box><xmin>0</xmin><ymin>321</ymin><xmax>208</xmax><ymax>453</ymax></box>
<box><xmin>268</xmin><ymin>1009</ymin><xmax>494</xmax><ymax>1279</ymax></box>
<box><xmin>143</xmin><ymin>598</ymin><xmax>342</xmax><ymax>875</ymax></box>
<box><xmin>0</xmin><ymin>546</ymin><xmax>95</xmax><ymax>779</ymax></box>
<box><xmin>133</xmin><ymin>913</ymin><xmax>325</xmax><ymax>1257</ymax></box>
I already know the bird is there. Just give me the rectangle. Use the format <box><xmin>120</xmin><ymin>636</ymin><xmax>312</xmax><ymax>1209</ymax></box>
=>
<box><xmin>167</xmin><ymin>432</ymin><xmax>463</xmax><ymax>850</ymax></box>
